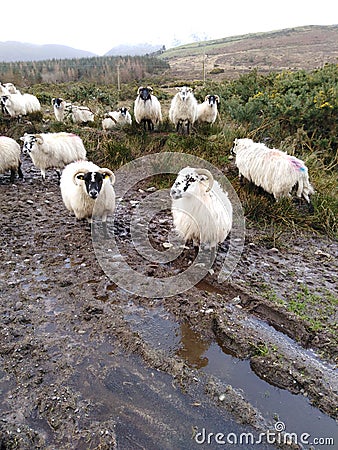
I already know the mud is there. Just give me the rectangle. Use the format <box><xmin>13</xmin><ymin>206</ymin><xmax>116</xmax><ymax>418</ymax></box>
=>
<box><xmin>0</xmin><ymin>157</ymin><xmax>337</xmax><ymax>449</ymax></box>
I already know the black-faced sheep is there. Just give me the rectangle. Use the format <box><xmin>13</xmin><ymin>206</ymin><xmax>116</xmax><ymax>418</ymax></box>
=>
<box><xmin>197</xmin><ymin>94</ymin><xmax>220</xmax><ymax>124</ymax></box>
<box><xmin>0</xmin><ymin>136</ymin><xmax>24</xmax><ymax>182</ymax></box>
<box><xmin>134</xmin><ymin>86</ymin><xmax>162</xmax><ymax>131</ymax></box>
<box><xmin>169</xmin><ymin>86</ymin><xmax>198</xmax><ymax>135</ymax></box>
<box><xmin>102</xmin><ymin>107</ymin><xmax>132</xmax><ymax>130</ymax></box>
<box><xmin>52</xmin><ymin>98</ymin><xmax>94</xmax><ymax>123</ymax></box>
<box><xmin>232</xmin><ymin>138</ymin><xmax>315</xmax><ymax>203</ymax></box>
<box><xmin>60</xmin><ymin>160</ymin><xmax>115</xmax><ymax>226</ymax></box>
<box><xmin>20</xmin><ymin>132</ymin><xmax>87</xmax><ymax>181</ymax></box>
<box><xmin>170</xmin><ymin>167</ymin><xmax>233</xmax><ymax>248</ymax></box>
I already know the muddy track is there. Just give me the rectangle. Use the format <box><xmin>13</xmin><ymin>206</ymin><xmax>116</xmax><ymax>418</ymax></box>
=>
<box><xmin>0</xmin><ymin>157</ymin><xmax>337</xmax><ymax>449</ymax></box>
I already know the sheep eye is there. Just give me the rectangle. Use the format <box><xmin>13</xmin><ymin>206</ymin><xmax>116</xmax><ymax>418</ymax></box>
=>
<box><xmin>76</xmin><ymin>174</ymin><xmax>84</xmax><ymax>180</ymax></box>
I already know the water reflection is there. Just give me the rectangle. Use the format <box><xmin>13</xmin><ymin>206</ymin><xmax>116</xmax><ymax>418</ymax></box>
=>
<box><xmin>176</xmin><ymin>322</ymin><xmax>210</xmax><ymax>369</ymax></box>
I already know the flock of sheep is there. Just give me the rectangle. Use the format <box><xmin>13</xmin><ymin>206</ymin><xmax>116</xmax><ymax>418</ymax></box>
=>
<box><xmin>0</xmin><ymin>81</ymin><xmax>314</xmax><ymax>248</ymax></box>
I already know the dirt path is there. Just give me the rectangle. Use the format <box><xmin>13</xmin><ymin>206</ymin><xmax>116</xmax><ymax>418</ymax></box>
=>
<box><xmin>0</xmin><ymin>157</ymin><xmax>337</xmax><ymax>449</ymax></box>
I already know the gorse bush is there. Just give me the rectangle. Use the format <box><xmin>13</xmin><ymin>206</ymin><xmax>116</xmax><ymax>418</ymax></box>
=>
<box><xmin>206</xmin><ymin>65</ymin><xmax>337</xmax><ymax>164</ymax></box>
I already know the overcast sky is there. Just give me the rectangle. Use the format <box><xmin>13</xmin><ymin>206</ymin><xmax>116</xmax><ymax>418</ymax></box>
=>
<box><xmin>0</xmin><ymin>0</ymin><xmax>336</xmax><ymax>55</ymax></box>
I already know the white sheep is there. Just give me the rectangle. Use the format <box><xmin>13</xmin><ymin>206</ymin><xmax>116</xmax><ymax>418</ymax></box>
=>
<box><xmin>169</xmin><ymin>86</ymin><xmax>198</xmax><ymax>134</ymax></box>
<box><xmin>0</xmin><ymin>136</ymin><xmax>24</xmax><ymax>182</ymax></box>
<box><xmin>22</xmin><ymin>93</ymin><xmax>41</xmax><ymax>114</ymax></box>
<box><xmin>1</xmin><ymin>94</ymin><xmax>27</xmax><ymax>117</ymax></box>
<box><xmin>60</xmin><ymin>160</ymin><xmax>115</xmax><ymax>227</ymax></box>
<box><xmin>197</xmin><ymin>94</ymin><xmax>220</xmax><ymax>124</ymax></box>
<box><xmin>170</xmin><ymin>167</ymin><xmax>233</xmax><ymax>248</ymax></box>
<box><xmin>102</xmin><ymin>107</ymin><xmax>132</xmax><ymax>130</ymax></box>
<box><xmin>232</xmin><ymin>138</ymin><xmax>314</xmax><ymax>203</ymax></box>
<box><xmin>52</xmin><ymin>98</ymin><xmax>69</xmax><ymax>121</ymax></box>
<box><xmin>20</xmin><ymin>132</ymin><xmax>87</xmax><ymax>181</ymax></box>
<box><xmin>64</xmin><ymin>103</ymin><xmax>95</xmax><ymax>124</ymax></box>
<box><xmin>3</xmin><ymin>82</ymin><xmax>19</xmax><ymax>94</ymax></box>
<box><xmin>134</xmin><ymin>86</ymin><xmax>162</xmax><ymax>131</ymax></box>
<box><xmin>0</xmin><ymin>83</ymin><xmax>9</xmax><ymax>95</ymax></box>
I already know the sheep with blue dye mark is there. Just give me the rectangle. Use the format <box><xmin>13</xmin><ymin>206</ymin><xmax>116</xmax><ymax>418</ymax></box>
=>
<box><xmin>197</xmin><ymin>94</ymin><xmax>220</xmax><ymax>124</ymax></box>
<box><xmin>60</xmin><ymin>160</ymin><xmax>115</xmax><ymax>225</ymax></box>
<box><xmin>134</xmin><ymin>86</ymin><xmax>162</xmax><ymax>131</ymax></box>
<box><xmin>169</xmin><ymin>86</ymin><xmax>198</xmax><ymax>134</ymax></box>
<box><xmin>170</xmin><ymin>167</ymin><xmax>233</xmax><ymax>248</ymax></box>
<box><xmin>0</xmin><ymin>136</ymin><xmax>24</xmax><ymax>182</ymax></box>
<box><xmin>20</xmin><ymin>132</ymin><xmax>87</xmax><ymax>181</ymax></box>
<box><xmin>102</xmin><ymin>107</ymin><xmax>132</xmax><ymax>130</ymax></box>
<box><xmin>232</xmin><ymin>138</ymin><xmax>314</xmax><ymax>203</ymax></box>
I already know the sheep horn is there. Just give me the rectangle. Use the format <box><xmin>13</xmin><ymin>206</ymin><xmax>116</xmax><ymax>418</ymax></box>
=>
<box><xmin>99</xmin><ymin>168</ymin><xmax>115</xmax><ymax>185</ymax></box>
<box><xmin>195</xmin><ymin>168</ymin><xmax>214</xmax><ymax>191</ymax></box>
<box><xmin>73</xmin><ymin>168</ymin><xmax>88</xmax><ymax>184</ymax></box>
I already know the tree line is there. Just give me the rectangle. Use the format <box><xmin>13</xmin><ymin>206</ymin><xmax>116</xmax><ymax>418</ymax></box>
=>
<box><xmin>0</xmin><ymin>55</ymin><xmax>170</xmax><ymax>86</ymax></box>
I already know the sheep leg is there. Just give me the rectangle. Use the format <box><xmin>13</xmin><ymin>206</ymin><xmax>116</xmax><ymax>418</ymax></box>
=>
<box><xmin>10</xmin><ymin>169</ymin><xmax>16</xmax><ymax>183</ymax></box>
<box><xmin>17</xmin><ymin>162</ymin><xmax>24</xmax><ymax>180</ymax></box>
<box><xmin>55</xmin><ymin>169</ymin><xmax>61</xmax><ymax>184</ymax></box>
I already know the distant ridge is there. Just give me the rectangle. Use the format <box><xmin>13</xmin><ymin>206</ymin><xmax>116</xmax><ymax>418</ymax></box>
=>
<box><xmin>0</xmin><ymin>41</ymin><xmax>97</xmax><ymax>62</ymax></box>
<box><xmin>104</xmin><ymin>43</ymin><xmax>165</xmax><ymax>57</ymax></box>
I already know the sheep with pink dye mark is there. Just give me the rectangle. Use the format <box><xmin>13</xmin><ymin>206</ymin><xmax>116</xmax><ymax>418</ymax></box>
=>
<box><xmin>232</xmin><ymin>138</ymin><xmax>314</xmax><ymax>204</ymax></box>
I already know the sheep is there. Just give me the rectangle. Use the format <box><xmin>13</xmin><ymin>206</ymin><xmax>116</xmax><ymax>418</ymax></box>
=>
<box><xmin>0</xmin><ymin>136</ymin><xmax>24</xmax><ymax>182</ymax></box>
<box><xmin>20</xmin><ymin>132</ymin><xmax>87</xmax><ymax>181</ymax></box>
<box><xmin>60</xmin><ymin>160</ymin><xmax>115</xmax><ymax>234</ymax></box>
<box><xmin>134</xmin><ymin>86</ymin><xmax>162</xmax><ymax>131</ymax></box>
<box><xmin>232</xmin><ymin>138</ymin><xmax>315</xmax><ymax>203</ymax></box>
<box><xmin>169</xmin><ymin>86</ymin><xmax>198</xmax><ymax>134</ymax></box>
<box><xmin>1</xmin><ymin>94</ymin><xmax>27</xmax><ymax>117</ymax></box>
<box><xmin>52</xmin><ymin>98</ymin><xmax>94</xmax><ymax>123</ymax></box>
<box><xmin>64</xmin><ymin>103</ymin><xmax>95</xmax><ymax>124</ymax></box>
<box><xmin>197</xmin><ymin>94</ymin><xmax>220</xmax><ymax>124</ymax></box>
<box><xmin>0</xmin><ymin>82</ymin><xmax>9</xmax><ymax>95</ymax></box>
<box><xmin>22</xmin><ymin>93</ymin><xmax>41</xmax><ymax>114</ymax></box>
<box><xmin>102</xmin><ymin>107</ymin><xmax>132</xmax><ymax>130</ymax></box>
<box><xmin>170</xmin><ymin>167</ymin><xmax>233</xmax><ymax>248</ymax></box>
<box><xmin>1</xmin><ymin>90</ymin><xmax>40</xmax><ymax>117</ymax></box>
<box><xmin>52</xmin><ymin>97</ymin><xmax>70</xmax><ymax>121</ymax></box>
<box><xmin>3</xmin><ymin>82</ymin><xmax>20</xmax><ymax>94</ymax></box>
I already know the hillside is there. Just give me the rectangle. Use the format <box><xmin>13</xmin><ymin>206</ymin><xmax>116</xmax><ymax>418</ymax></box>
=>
<box><xmin>160</xmin><ymin>25</ymin><xmax>338</xmax><ymax>80</ymax></box>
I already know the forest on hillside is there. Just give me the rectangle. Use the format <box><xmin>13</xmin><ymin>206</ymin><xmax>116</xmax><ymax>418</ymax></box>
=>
<box><xmin>0</xmin><ymin>55</ymin><xmax>169</xmax><ymax>85</ymax></box>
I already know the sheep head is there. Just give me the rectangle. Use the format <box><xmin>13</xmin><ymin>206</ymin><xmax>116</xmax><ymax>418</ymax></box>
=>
<box><xmin>176</xmin><ymin>86</ymin><xmax>193</xmax><ymax>102</ymax></box>
<box><xmin>170</xmin><ymin>167</ymin><xmax>214</xmax><ymax>200</ymax></box>
<box><xmin>20</xmin><ymin>134</ymin><xmax>43</xmax><ymax>153</ymax></box>
<box><xmin>73</xmin><ymin>167</ymin><xmax>115</xmax><ymax>199</ymax></box>
<box><xmin>138</xmin><ymin>86</ymin><xmax>153</xmax><ymax>101</ymax></box>
<box><xmin>205</xmin><ymin>94</ymin><xmax>220</xmax><ymax>105</ymax></box>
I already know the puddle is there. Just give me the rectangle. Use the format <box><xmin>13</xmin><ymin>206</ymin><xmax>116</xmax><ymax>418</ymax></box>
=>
<box><xmin>124</xmin><ymin>304</ymin><xmax>338</xmax><ymax>446</ymax></box>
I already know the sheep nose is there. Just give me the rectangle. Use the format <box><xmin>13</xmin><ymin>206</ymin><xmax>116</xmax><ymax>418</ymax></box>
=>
<box><xmin>89</xmin><ymin>189</ymin><xmax>99</xmax><ymax>199</ymax></box>
<box><xmin>170</xmin><ymin>189</ymin><xmax>181</xmax><ymax>200</ymax></box>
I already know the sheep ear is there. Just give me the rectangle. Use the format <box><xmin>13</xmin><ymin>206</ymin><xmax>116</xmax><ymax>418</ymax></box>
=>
<box><xmin>100</xmin><ymin>168</ymin><xmax>115</xmax><ymax>185</ymax></box>
<box><xmin>147</xmin><ymin>86</ymin><xmax>153</xmax><ymax>91</ymax></box>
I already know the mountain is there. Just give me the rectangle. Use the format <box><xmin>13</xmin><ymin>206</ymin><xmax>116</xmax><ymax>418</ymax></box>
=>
<box><xmin>104</xmin><ymin>43</ymin><xmax>165</xmax><ymax>57</ymax></box>
<box><xmin>0</xmin><ymin>41</ymin><xmax>97</xmax><ymax>62</ymax></box>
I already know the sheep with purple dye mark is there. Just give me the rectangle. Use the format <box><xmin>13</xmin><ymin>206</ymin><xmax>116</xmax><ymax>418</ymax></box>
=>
<box><xmin>232</xmin><ymin>138</ymin><xmax>314</xmax><ymax>203</ymax></box>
